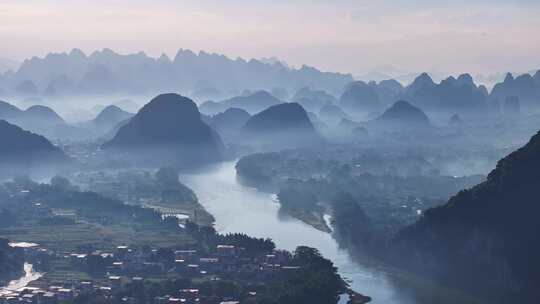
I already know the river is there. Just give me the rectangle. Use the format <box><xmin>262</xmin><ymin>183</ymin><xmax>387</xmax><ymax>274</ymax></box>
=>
<box><xmin>182</xmin><ymin>161</ymin><xmax>484</xmax><ymax>304</ymax></box>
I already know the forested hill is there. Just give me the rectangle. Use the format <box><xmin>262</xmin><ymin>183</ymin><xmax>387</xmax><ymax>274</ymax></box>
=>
<box><xmin>395</xmin><ymin>128</ymin><xmax>540</xmax><ymax>302</ymax></box>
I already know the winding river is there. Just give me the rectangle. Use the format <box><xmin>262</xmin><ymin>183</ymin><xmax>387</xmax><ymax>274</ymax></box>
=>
<box><xmin>182</xmin><ymin>161</ymin><xmax>484</xmax><ymax>304</ymax></box>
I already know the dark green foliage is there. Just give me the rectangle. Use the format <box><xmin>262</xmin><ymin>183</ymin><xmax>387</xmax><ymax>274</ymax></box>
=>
<box><xmin>395</xmin><ymin>129</ymin><xmax>540</xmax><ymax>302</ymax></box>
<box><xmin>259</xmin><ymin>246</ymin><xmax>346</xmax><ymax>304</ymax></box>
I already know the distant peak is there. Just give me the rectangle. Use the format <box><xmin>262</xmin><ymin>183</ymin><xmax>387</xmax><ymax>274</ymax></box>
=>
<box><xmin>392</xmin><ymin>100</ymin><xmax>413</xmax><ymax>108</ymax></box>
<box><xmin>173</xmin><ymin>49</ymin><xmax>196</xmax><ymax>62</ymax></box>
<box><xmin>101</xmin><ymin>48</ymin><xmax>116</xmax><ymax>55</ymax></box>
<box><xmin>69</xmin><ymin>48</ymin><xmax>86</xmax><ymax>59</ymax></box>
<box><xmin>101</xmin><ymin>104</ymin><xmax>124</xmax><ymax>113</ymax></box>
<box><xmin>504</xmin><ymin>72</ymin><xmax>514</xmax><ymax>82</ymax></box>
<box><xmin>457</xmin><ymin>73</ymin><xmax>473</xmax><ymax>84</ymax></box>
<box><xmin>158</xmin><ymin>53</ymin><xmax>171</xmax><ymax>63</ymax></box>
<box><xmin>414</xmin><ymin>72</ymin><xmax>434</xmax><ymax>85</ymax></box>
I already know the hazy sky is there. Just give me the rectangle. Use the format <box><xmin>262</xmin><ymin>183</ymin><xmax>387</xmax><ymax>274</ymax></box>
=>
<box><xmin>1</xmin><ymin>0</ymin><xmax>539</xmax><ymax>76</ymax></box>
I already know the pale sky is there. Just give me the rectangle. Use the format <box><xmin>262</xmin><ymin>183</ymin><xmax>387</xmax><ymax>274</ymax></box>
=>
<box><xmin>0</xmin><ymin>0</ymin><xmax>539</xmax><ymax>76</ymax></box>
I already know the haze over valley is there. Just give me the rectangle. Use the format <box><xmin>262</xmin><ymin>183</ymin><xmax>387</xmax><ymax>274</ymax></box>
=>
<box><xmin>1</xmin><ymin>1</ymin><xmax>540</xmax><ymax>304</ymax></box>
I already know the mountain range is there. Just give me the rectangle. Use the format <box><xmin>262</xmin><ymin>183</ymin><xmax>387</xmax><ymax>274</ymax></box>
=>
<box><xmin>0</xmin><ymin>48</ymin><xmax>353</xmax><ymax>99</ymax></box>
<box><xmin>0</xmin><ymin>100</ymin><xmax>86</xmax><ymax>140</ymax></box>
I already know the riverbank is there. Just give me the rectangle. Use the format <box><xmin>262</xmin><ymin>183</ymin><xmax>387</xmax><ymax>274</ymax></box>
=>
<box><xmin>183</xmin><ymin>160</ymin><xmax>492</xmax><ymax>304</ymax></box>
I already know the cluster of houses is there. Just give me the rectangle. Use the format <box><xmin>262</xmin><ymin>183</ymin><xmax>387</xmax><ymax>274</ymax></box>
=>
<box><xmin>1</xmin><ymin>243</ymin><xmax>301</xmax><ymax>304</ymax></box>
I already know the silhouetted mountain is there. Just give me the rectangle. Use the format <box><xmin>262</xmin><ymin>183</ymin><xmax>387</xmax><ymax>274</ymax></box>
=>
<box><xmin>102</xmin><ymin>93</ymin><xmax>224</xmax><ymax>167</ymax></box>
<box><xmin>0</xmin><ymin>119</ymin><xmax>70</xmax><ymax>178</ymax></box>
<box><xmin>402</xmin><ymin>73</ymin><xmax>488</xmax><ymax>115</ymax></box>
<box><xmin>339</xmin><ymin>81</ymin><xmax>382</xmax><ymax>116</ymax></box>
<box><xmin>241</xmin><ymin>102</ymin><xmax>321</xmax><ymax>149</ymax></box>
<box><xmin>209</xmin><ymin>108</ymin><xmax>251</xmax><ymax>134</ymax></box>
<box><xmin>24</xmin><ymin>105</ymin><xmax>65</xmax><ymax>125</ymax></box>
<box><xmin>91</xmin><ymin>105</ymin><xmax>133</xmax><ymax>132</ymax></box>
<box><xmin>491</xmin><ymin>72</ymin><xmax>540</xmax><ymax>109</ymax></box>
<box><xmin>379</xmin><ymin>79</ymin><xmax>404</xmax><ymax>93</ymax></box>
<box><xmin>14</xmin><ymin>80</ymin><xmax>38</xmax><ymax>96</ymax></box>
<box><xmin>395</xmin><ymin>129</ymin><xmax>540</xmax><ymax>302</ymax></box>
<box><xmin>375</xmin><ymin>100</ymin><xmax>430</xmax><ymax>127</ymax></box>
<box><xmin>1</xmin><ymin>48</ymin><xmax>353</xmax><ymax>97</ymax></box>
<box><xmin>221</xmin><ymin>91</ymin><xmax>283</xmax><ymax>114</ymax></box>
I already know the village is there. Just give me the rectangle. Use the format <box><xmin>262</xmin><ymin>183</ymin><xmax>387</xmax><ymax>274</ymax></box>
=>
<box><xmin>0</xmin><ymin>241</ymin><xmax>302</xmax><ymax>304</ymax></box>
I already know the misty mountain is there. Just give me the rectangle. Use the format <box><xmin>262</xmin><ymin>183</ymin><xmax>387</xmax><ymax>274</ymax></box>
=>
<box><xmin>24</xmin><ymin>105</ymin><xmax>66</xmax><ymax>125</ymax></box>
<box><xmin>503</xmin><ymin>96</ymin><xmax>521</xmax><ymax>117</ymax></box>
<box><xmin>207</xmin><ymin>108</ymin><xmax>251</xmax><ymax>140</ymax></box>
<box><xmin>199</xmin><ymin>100</ymin><xmax>227</xmax><ymax>115</ymax></box>
<box><xmin>491</xmin><ymin>72</ymin><xmax>540</xmax><ymax>110</ymax></box>
<box><xmin>0</xmin><ymin>48</ymin><xmax>353</xmax><ymax>98</ymax></box>
<box><xmin>293</xmin><ymin>86</ymin><xmax>337</xmax><ymax>113</ymax></box>
<box><xmin>394</xmin><ymin>129</ymin><xmax>540</xmax><ymax>302</ymax></box>
<box><xmin>102</xmin><ymin>93</ymin><xmax>224</xmax><ymax>167</ymax></box>
<box><xmin>220</xmin><ymin>91</ymin><xmax>283</xmax><ymax>114</ymax></box>
<box><xmin>402</xmin><ymin>73</ymin><xmax>488</xmax><ymax>116</ymax></box>
<box><xmin>199</xmin><ymin>91</ymin><xmax>283</xmax><ymax>115</ymax></box>
<box><xmin>376</xmin><ymin>100</ymin><xmax>430</xmax><ymax>127</ymax></box>
<box><xmin>91</xmin><ymin>105</ymin><xmax>133</xmax><ymax>132</ymax></box>
<box><xmin>0</xmin><ymin>58</ymin><xmax>20</xmax><ymax>73</ymax></box>
<box><xmin>14</xmin><ymin>80</ymin><xmax>38</xmax><ymax>96</ymax></box>
<box><xmin>318</xmin><ymin>104</ymin><xmax>349</xmax><ymax>125</ymax></box>
<box><xmin>296</xmin><ymin>97</ymin><xmax>329</xmax><ymax>114</ymax></box>
<box><xmin>241</xmin><ymin>102</ymin><xmax>322</xmax><ymax>149</ymax></box>
<box><xmin>339</xmin><ymin>81</ymin><xmax>382</xmax><ymax>116</ymax></box>
<box><xmin>0</xmin><ymin>119</ymin><xmax>71</xmax><ymax>178</ymax></box>
<box><xmin>0</xmin><ymin>100</ymin><xmax>23</xmax><ymax>119</ymax></box>
<box><xmin>293</xmin><ymin>87</ymin><xmax>337</xmax><ymax>104</ymax></box>
<box><xmin>114</xmin><ymin>99</ymin><xmax>141</xmax><ymax>113</ymax></box>
<box><xmin>0</xmin><ymin>100</ymin><xmax>88</xmax><ymax>140</ymax></box>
